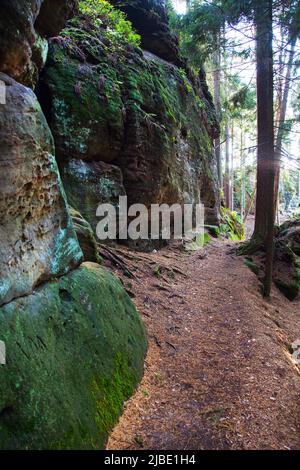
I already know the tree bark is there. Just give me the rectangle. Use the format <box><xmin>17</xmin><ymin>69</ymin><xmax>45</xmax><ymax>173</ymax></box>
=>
<box><xmin>274</xmin><ymin>38</ymin><xmax>296</xmax><ymax>210</ymax></box>
<box><xmin>224</xmin><ymin>120</ymin><xmax>231</xmax><ymax>208</ymax></box>
<box><xmin>213</xmin><ymin>36</ymin><xmax>222</xmax><ymax>185</ymax></box>
<box><xmin>240</xmin><ymin>128</ymin><xmax>246</xmax><ymax>221</ymax></box>
<box><xmin>230</xmin><ymin>122</ymin><xmax>234</xmax><ymax>210</ymax></box>
<box><xmin>252</xmin><ymin>0</ymin><xmax>276</xmax><ymax>297</ymax></box>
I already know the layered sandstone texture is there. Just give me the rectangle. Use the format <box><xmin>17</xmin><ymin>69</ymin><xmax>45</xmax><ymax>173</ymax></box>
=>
<box><xmin>0</xmin><ymin>73</ymin><xmax>82</xmax><ymax>306</ymax></box>
<box><xmin>38</xmin><ymin>0</ymin><xmax>220</xmax><ymax>239</ymax></box>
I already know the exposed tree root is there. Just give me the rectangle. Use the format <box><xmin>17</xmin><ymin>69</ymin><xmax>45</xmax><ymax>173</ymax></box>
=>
<box><xmin>236</xmin><ymin>237</ymin><xmax>264</xmax><ymax>256</ymax></box>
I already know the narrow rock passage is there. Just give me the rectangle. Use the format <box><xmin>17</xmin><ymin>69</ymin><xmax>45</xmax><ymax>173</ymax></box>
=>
<box><xmin>107</xmin><ymin>241</ymin><xmax>300</xmax><ymax>450</ymax></box>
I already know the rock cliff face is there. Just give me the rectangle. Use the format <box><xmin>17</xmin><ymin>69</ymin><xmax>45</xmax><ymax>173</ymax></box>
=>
<box><xmin>0</xmin><ymin>0</ymin><xmax>147</xmax><ymax>450</ymax></box>
<box><xmin>110</xmin><ymin>0</ymin><xmax>184</xmax><ymax>67</ymax></box>
<box><xmin>38</xmin><ymin>2</ymin><xmax>220</xmax><ymax>241</ymax></box>
<box><xmin>0</xmin><ymin>73</ymin><xmax>82</xmax><ymax>306</ymax></box>
<box><xmin>0</xmin><ymin>0</ymin><xmax>220</xmax><ymax>450</ymax></box>
<box><xmin>0</xmin><ymin>0</ymin><xmax>75</xmax><ymax>87</ymax></box>
<box><xmin>0</xmin><ymin>0</ymin><xmax>43</xmax><ymax>86</ymax></box>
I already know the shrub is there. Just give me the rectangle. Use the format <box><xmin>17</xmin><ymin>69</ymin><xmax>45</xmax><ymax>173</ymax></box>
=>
<box><xmin>78</xmin><ymin>0</ymin><xmax>141</xmax><ymax>46</ymax></box>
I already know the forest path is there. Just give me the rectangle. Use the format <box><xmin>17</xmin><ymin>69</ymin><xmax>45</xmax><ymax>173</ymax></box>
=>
<box><xmin>106</xmin><ymin>240</ymin><xmax>300</xmax><ymax>450</ymax></box>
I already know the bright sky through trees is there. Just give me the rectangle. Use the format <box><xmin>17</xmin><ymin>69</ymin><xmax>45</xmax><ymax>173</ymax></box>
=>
<box><xmin>171</xmin><ymin>0</ymin><xmax>300</xmax><ymax>167</ymax></box>
<box><xmin>172</xmin><ymin>0</ymin><xmax>187</xmax><ymax>14</ymax></box>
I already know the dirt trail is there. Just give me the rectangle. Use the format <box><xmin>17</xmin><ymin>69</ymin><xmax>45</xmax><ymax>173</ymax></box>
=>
<box><xmin>106</xmin><ymin>241</ymin><xmax>300</xmax><ymax>450</ymax></box>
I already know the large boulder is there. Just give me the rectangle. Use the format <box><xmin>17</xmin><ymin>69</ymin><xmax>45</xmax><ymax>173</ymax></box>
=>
<box><xmin>0</xmin><ymin>0</ymin><xmax>75</xmax><ymax>87</ymax></box>
<box><xmin>38</xmin><ymin>12</ymin><xmax>220</xmax><ymax>238</ymax></box>
<box><xmin>0</xmin><ymin>263</ymin><xmax>147</xmax><ymax>449</ymax></box>
<box><xmin>0</xmin><ymin>73</ymin><xmax>82</xmax><ymax>306</ymax></box>
<box><xmin>0</xmin><ymin>67</ymin><xmax>146</xmax><ymax>450</ymax></box>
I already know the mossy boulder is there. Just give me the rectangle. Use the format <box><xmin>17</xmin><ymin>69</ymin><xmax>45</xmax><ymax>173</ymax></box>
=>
<box><xmin>0</xmin><ymin>263</ymin><xmax>147</xmax><ymax>450</ymax></box>
<box><xmin>38</xmin><ymin>10</ymin><xmax>220</xmax><ymax>237</ymax></box>
<box><xmin>242</xmin><ymin>218</ymin><xmax>300</xmax><ymax>300</ymax></box>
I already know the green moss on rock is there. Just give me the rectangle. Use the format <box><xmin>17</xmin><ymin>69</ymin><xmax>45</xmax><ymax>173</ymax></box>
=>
<box><xmin>274</xmin><ymin>278</ymin><xmax>300</xmax><ymax>301</ymax></box>
<box><xmin>244</xmin><ymin>257</ymin><xmax>260</xmax><ymax>276</ymax></box>
<box><xmin>0</xmin><ymin>263</ymin><xmax>147</xmax><ymax>449</ymax></box>
<box><xmin>39</xmin><ymin>11</ymin><xmax>220</xmax><ymax>234</ymax></box>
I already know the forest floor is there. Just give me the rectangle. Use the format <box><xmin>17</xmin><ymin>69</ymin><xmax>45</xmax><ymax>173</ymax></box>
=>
<box><xmin>105</xmin><ymin>234</ymin><xmax>300</xmax><ymax>450</ymax></box>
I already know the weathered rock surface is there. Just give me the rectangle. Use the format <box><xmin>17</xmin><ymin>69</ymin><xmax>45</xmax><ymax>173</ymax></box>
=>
<box><xmin>69</xmin><ymin>207</ymin><xmax>102</xmax><ymax>263</ymax></box>
<box><xmin>0</xmin><ymin>0</ymin><xmax>42</xmax><ymax>86</ymax></box>
<box><xmin>110</xmin><ymin>0</ymin><xmax>184</xmax><ymax>67</ymax></box>
<box><xmin>39</xmin><ymin>12</ymin><xmax>219</xmax><ymax>238</ymax></box>
<box><xmin>60</xmin><ymin>160</ymin><xmax>126</xmax><ymax>233</ymax></box>
<box><xmin>35</xmin><ymin>0</ymin><xmax>77</xmax><ymax>38</ymax></box>
<box><xmin>0</xmin><ymin>263</ymin><xmax>147</xmax><ymax>450</ymax></box>
<box><xmin>0</xmin><ymin>73</ymin><xmax>82</xmax><ymax>306</ymax></box>
<box><xmin>0</xmin><ymin>0</ymin><xmax>75</xmax><ymax>87</ymax></box>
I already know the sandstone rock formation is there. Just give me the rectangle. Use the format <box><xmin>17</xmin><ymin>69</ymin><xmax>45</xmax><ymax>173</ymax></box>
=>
<box><xmin>36</xmin><ymin>0</ymin><xmax>77</xmax><ymax>38</ymax></box>
<box><xmin>1</xmin><ymin>0</ymin><xmax>224</xmax><ymax>449</ymax></box>
<box><xmin>59</xmin><ymin>159</ymin><xmax>126</xmax><ymax>233</ymax></box>
<box><xmin>110</xmin><ymin>0</ymin><xmax>184</xmax><ymax>67</ymax></box>
<box><xmin>0</xmin><ymin>0</ymin><xmax>75</xmax><ymax>87</ymax></box>
<box><xmin>0</xmin><ymin>73</ymin><xmax>82</xmax><ymax>306</ymax></box>
<box><xmin>0</xmin><ymin>263</ymin><xmax>147</xmax><ymax>449</ymax></box>
<box><xmin>0</xmin><ymin>4</ymin><xmax>147</xmax><ymax>450</ymax></box>
<box><xmin>0</xmin><ymin>71</ymin><xmax>147</xmax><ymax>448</ymax></box>
<box><xmin>39</xmin><ymin>6</ymin><xmax>220</xmax><ymax>240</ymax></box>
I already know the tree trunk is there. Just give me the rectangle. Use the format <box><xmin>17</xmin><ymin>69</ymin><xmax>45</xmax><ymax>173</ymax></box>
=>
<box><xmin>274</xmin><ymin>38</ymin><xmax>296</xmax><ymax>210</ymax></box>
<box><xmin>213</xmin><ymin>36</ymin><xmax>222</xmax><ymax>185</ymax></box>
<box><xmin>240</xmin><ymin>129</ymin><xmax>246</xmax><ymax>221</ymax></box>
<box><xmin>230</xmin><ymin>122</ymin><xmax>234</xmax><ymax>210</ymax></box>
<box><xmin>253</xmin><ymin>0</ymin><xmax>276</xmax><ymax>297</ymax></box>
<box><xmin>224</xmin><ymin>121</ymin><xmax>231</xmax><ymax>208</ymax></box>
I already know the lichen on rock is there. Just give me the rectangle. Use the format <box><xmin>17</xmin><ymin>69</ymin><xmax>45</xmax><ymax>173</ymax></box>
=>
<box><xmin>60</xmin><ymin>160</ymin><xmax>126</xmax><ymax>233</ymax></box>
